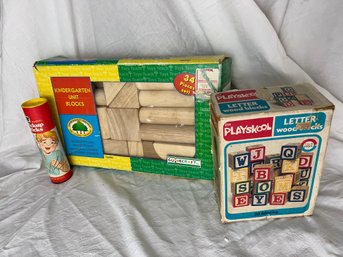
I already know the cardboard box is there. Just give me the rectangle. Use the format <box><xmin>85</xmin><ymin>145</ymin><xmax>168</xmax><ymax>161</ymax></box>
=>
<box><xmin>34</xmin><ymin>56</ymin><xmax>231</xmax><ymax>179</ymax></box>
<box><xmin>210</xmin><ymin>84</ymin><xmax>334</xmax><ymax>222</ymax></box>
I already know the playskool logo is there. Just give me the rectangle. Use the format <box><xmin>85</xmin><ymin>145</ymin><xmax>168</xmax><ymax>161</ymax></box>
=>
<box><xmin>223</xmin><ymin>117</ymin><xmax>273</xmax><ymax>141</ymax></box>
<box><xmin>215</xmin><ymin>89</ymin><xmax>258</xmax><ymax>103</ymax></box>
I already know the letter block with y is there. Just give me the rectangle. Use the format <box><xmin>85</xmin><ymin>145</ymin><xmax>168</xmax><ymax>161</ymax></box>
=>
<box><xmin>228</xmin><ymin>151</ymin><xmax>250</xmax><ymax>169</ymax></box>
<box><xmin>252</xmin><ymin>194</ymin><xmax>269</xmax><ymax>206</ymax></box>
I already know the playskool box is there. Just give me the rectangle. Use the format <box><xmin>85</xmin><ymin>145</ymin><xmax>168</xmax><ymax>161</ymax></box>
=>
<box><xmin>34</xmin><ymin>55</ymin><xmax>231</xmax><ymax>179</ymax></box>
<box><xmin>210</xmin><ymin>84</ymin><xmax>334</xmax><ymax>222</ymax></box>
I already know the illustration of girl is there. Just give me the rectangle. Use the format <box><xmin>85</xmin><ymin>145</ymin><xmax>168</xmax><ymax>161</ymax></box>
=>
<box><xmin>36</xmin><ymin>131</ymin><xmax>70</xmax><ymax>175</ymax></box>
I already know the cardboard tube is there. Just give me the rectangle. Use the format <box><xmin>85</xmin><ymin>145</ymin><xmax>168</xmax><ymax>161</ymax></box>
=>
<box><xmin>94</xmin><ymin>88</ymin><xmax>106</xmax><ymax>106</ymax></box>
<box><xmin>136</xmin><ymin>83</ymin><xmax>175</xmax><ymax>91</ymax></box>
<box><xmin>139</xmin><ymin>107</ymin><xmax>194</xmax><ymax>125</ymax></box>
<box><xmin>140</xmin><ymin>124</ymin><xmax>195</xmax><ymax>144</ymax></box>
<box><xmin>153</xmin><ymin>142</ymin><xmax>196</xmax><ymax>160</ymax></box>
<box><xmin>139</xmin><ymin>91</ymin><xmax>194</xmax><ymax>107</ymax></box>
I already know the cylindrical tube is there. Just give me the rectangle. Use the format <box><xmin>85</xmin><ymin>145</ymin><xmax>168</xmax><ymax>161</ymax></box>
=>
<box><xmin>22</xmin><ymin>98</ymin><xmax>73</xmax><ymax>184</ymax></box>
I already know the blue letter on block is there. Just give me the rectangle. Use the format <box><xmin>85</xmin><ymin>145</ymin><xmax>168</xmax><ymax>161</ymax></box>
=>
<box><xmin>252</xmin><ymin>194</ymin><xmax>268</xmax><ymax>206</ymax></box>
<box><xmin>281</xmin><ymin>145</ymin><xmax>298</xmax><ymax>160</ymax></box>
<box><xmin>234</xmin><ymin>153</ymin><xmax>250</xmax><ymax>169</ymax></box>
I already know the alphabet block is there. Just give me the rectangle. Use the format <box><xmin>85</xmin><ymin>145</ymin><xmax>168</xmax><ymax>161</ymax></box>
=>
<box><xmin>249</xmin><ymin>160</ymin><xmax>264</xmax><ymax>175</ymax></box>
<box><xmin>246</xmin><ymin>144</ymin><xmax>265</xmax><ymax>162</ymax></box>
<box><xmin>281</xmin><ymin>159</ymin><xmax>300</xmax><ymax>174</ymax></box>
<box><xmin>228</xmin><ymin>151</ymin><xmax>250</xmax><ymax>169</ymax></box>
<box><xmin>232</xmin><ymin>181</ymin><xmax>251</xmax><ymax>195</ymax></box>
<box><xmin>274</xmin><ymin>175</ymin><xmax>293</xmax><ymax>193</ymax></box>
<box><xmin>254</xmin><ymin>180</ymin><xmax>273</xmax><ymax>194</ymax></box>
<box><xmin>265</xmin><ymin>154</ymin><xmax>281</xmax><ymax>169</ymax></box>
<box><xmin>281</xmin><ymin>144</ymin><xmax>301</xmax><ymax>160</ymax></box>
<box><xmin>269</xmin><ymin>192</ymin><xmax>287</xmax><ymax>205</ymax></box>
<box><xmin>233</xmin><ymin>194</ymin><xmax>250</xmax><ymax>207</ymax></box>
<box><xmin>281</xmin><ymin>87</ymin><xmax>296</xmax><ymax>94</ymax></box>
<box><xmin>253</xmin><ymin>164</ymin><xmax>273</xmax><ymax>182</ymax></box>
<box><xmin>298</xmin><ymin>179</ymin><xmax>309</xmax><ymax>186</ymax></box>
<box><xmin>288</xmin><ymin>186</ymin><xmax>309</xmax><ymax>202</ymax></box>
<box><xmin>299</xmin><ymin>153</ymin><xmax>313</xmax><ymax>168</ymax></box>
<box><xmin>252</xmin><ymin>193</ymin><xmax>269</xmax><ymax>206</ymax></box>
<box><xmin>299</xmin><ymin>168</ymin><xmax>312</xmax><ymax>179</ymax></box>
<box><xmin>231</xmin><ymin>168</ymin><xmax>249</xmax><ymax>183</ymax></box>
<box><xmin>295</xmin><ymin>94</ymin><xmax>313</xmax><ymax>105</ymax></box>
<box><xmin>291</xmin><ymin>171</ymin><xmax>301</xmax><ymax>185</ymax></box>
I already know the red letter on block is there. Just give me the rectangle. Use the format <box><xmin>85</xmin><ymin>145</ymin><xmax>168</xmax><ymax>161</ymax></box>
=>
<box><xmin>270</xmin><ymin>193</ymin><xmax>287</xmax><ymax>205</ymax></box>
<box><xmin>233</xmin><ymin>194</ymin><xmax>250</xmax><ymax>207</ymax></box>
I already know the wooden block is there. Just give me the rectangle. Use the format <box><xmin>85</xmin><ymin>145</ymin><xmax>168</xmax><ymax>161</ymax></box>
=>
<box><xmin>94</xmin><ymin>88</ymin><xmax>106</xmax><ymax>106</ymax></box>
<box><xmin>228</xmin><ymin>151</ymin><xmax>249</xmax><ymax>169</ymax></box>
<box><xmin>128</xmin><ymin>141</ymin><xmax>144</xmax><ymax>157</ymax></box>
<box><xmin>97</xmin><ymin>107</ymin><xmax>111</xmax><ymax>139</ymax></box>
<box><xmin>102</xmin><ymin>139</ymin><xmax>128</xmax><ymax>156</ymax></box>
<box><xmin>139</xmin><ymin>91</ymin><xmax>194</xmax><ymax>107</ymax></box>
<box><xmin>299</xmin><ymin>153</ymin><xmax>313</xmax><ymax>168</ymax></box>
<box><xmin>106</xmin><ymin>83</ymin><xmax>139</xmax><ymax>108</ymax></box>
<box><xmin>270</xmin><ymin>193</ymin><xmax>287</xmax><ymax>205</ymax></box>
<box><xmin>254</xmin><ymin>180</ymin><xmax>273</xmax><ymax>194</ymax></box>
<box><xmin>139</xmin><ymin>107</ymin><xmax>194</xmax><ymax>125</ymax></box>
<box><xmin>252</xmin><ymin>164</ymin><xmax>274</xmax><ymax>182</ymax></box>
<box><xmin>153</xmin><ymin>142</ymin><xmax>195</xmax><ymax>160</ymax></box>
<box><xmin>281</xmin><ymin>86</ymin><xmax>296</xmax><ymax>94</ymax></box>
<box><xmin>103</xmin><ymin>82</ymin><xmax>125</xmax><ymax>105</ymax></box>
<box><xmin>298</xmin><ymin>179</ymin><xmax>309</xmax><ymax>186</ymax></box>
<box><xmin>291</xmin><ymin>171</ymin><xmax>301</xmax><ymax>185</ymax></box>
<box><xmin>233</xmin><ymin>194</ymin><xmax>250</xmax><ymax>207</ymax></box>
<box><xmin>232</xmin><ymin>181</ymin><xmax>251</xmax><ymax>195</ymax></box>
<box><xmin>249</xmin><ymin>161</ymin><xmax>264</xmax><ymax>175</ymax></box>
<box><xmin>288</xmin><ymin>186</ymin><xmax>309</xmax><ymax>202</ymax></box>
<box><xmin>140</xmin><ymin>124</ymin><xmax>195</xmax><ymax>144</ymax></box>
<box><xmin>107</xmin><ymin>108</ymin><xmax>140</xmax><ymax>141</ymax></box>
<box><xmin>274</xmin><ymin>175</ymin><xmax>293</xmax><ymax>193</ymax></box>
<box><xmin>246</xmin><ymin>144</ymin><xmax>265</xmax><ymax>162</ymax></box>
<box><xmin>135</xmin><ymin>82</ymin><xmax>175</xmax><ymax>91</ymax></box>
<box><xmin>231</xmin><ymin>168</ymin><xmax>249</xmax><ymax>183</ymax></box>
<box><xmin>299</xmin><ymin>168</ymin><xmax>312</xmax><ymax>179</ymax></box>
<box><xmin>281</xmin><ymin>159</ymin><xmax>300</xmax><ymax>174</ymax></box>
<box><xmin>142</xmin><ymin>141</ymin><xmax>160</xmax><ymax>159</ymax></box>
<box><xmin>295</xmin><ymin>94</ymin><xmax>313</xmax><ymax>105</ymax></box>
<box><xmin>265</xmin><ymin>154</ymin><xmax>281</xmax><ymax>169</ymax></box>
<box><xmin>251</xmin><ymin>193</ymin><xmax>269</xmax><ymax>206</ymax></box>
<box><xmin>281</xmin><ymin>143</ymin><xmax>302</xmax><ymax>160</ymax></box>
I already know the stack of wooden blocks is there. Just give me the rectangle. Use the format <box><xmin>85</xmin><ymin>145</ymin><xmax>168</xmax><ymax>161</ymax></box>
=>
<box><xmin>94</xmin><ymin>82</ymin><xmax>196</xmax><ymax>160</ymax></box>
<box><xmin>230</xmin><ymin>143</ymin><xmax>312</xmax><ymax>207</ymax></box>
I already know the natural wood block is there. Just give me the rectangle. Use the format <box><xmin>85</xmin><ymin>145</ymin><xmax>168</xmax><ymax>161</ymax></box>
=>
<box><xmin>139</xmin><ymin>107</ymin><xmax>195</xmax><ymax>125</ymax></box>
<box><xmin>94</xmin><ymin>88</ymin><xmax>106</xmax><ymax>106</ymax></box>
<box><xmin>102</xmin><ymin>139</ymin><xmax>129</xmax><ymax>156</ymax></box>
<box><xmin>107</xmin><ymin>108</ymin><xmax>140</xmax><ymax>141</ymax></box>
<box><xmin>103</xmin><ymin>82</ymin><xmax>139</xmax><ymax>108</ymax></box>
<box><xmin>265</xmin><ymin>154</ymin><xmax>281</xmax><ymax>169</ymax></box>
<box><xmin>231</xmin><ymin>168</ymin><xmax>249</xmax><ymax>183</ymax></box>
<box><xmin>153</xmin><ymin>142</ymin><xmax>195</xmax><ymax>160</ymax></box>
<box><xmin>97</xmin><ymin>107</ymin><xmax>111</xmax><ymax>139</ymax></box>
<box><xmin>228</xmin><ymin>151</ymin><xmax>249</xmax><ymax>169</ymax></box>
<box><xmin>274</xmin><ymin>175</ymin><xmax>293</xmax><ymax>193</ymax></box>
<box><xmin>128</xmin><ymin>141</ymin><xmax>144</xmax><ymax>157</ymax></box>
<box><xmin>281</xmin><ymin>158</ymin><xmax>300</xmax><ymax>174</ymax></box>
<box><xmin>135</xmin><ymin>82</ymin><xmax>175</xmax><ymax>91</ymax></box>
<box><xmin>142</xmin><ymin>141</ymin><xmax>160</xmax><ymax>159</ymax></box>
<box><xmin>139</xmin><ymin>91</ymin><xmax>194</xmax><ymax>107</ymax></box>
<box><xmin>140</xmin><ymin>124</ymin><xmax>195</xmax><ymax>144</ymax></box>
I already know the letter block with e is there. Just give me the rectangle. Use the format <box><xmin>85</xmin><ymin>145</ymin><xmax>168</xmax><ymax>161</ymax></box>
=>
<box><xmin>281</xmin><ymin>144</ymin><xmax>301</xmax><ymax>160</ymax></box>
<box><xmin>253</xmin><ymin>164</ymin><xmax>273</xmax><ymax>182</ymax></box>
<box><xmin>228</xmin><ymin>151</ymin><xmax>250</xmax><ymax>169</ymax></box>
<box><xmin>252</xmin><ymin>193</ymin><xmax>268</xmax><ymax>206</ymax></box>
<box><xmin>288</xmin><ymin>186</ymin><xmax>309</xmax><ymax>202</ymax></box>
<box><xmin>246</xmin><ymin>144</ymin><xmax>265</xmax><ymax>162</ymax></box>
<box><xmin>281</xmin><ymin>159</ymin><xmax>300</xmax><ymax>174</ymax></box>
<box><xmin>233</xmin><ymin>194</ymin><xmax>250</xmax><ymax>207</ymax></box>
<box><xmin>232</xmin><ymin>181</ymin><xmax>251</xmax><ymax>195</ymax></box>
<box><xmin>274</xmin><ymin>175</ymin><xmax>293</xmax><ymax>193</ymax></box>
<box><xmin>269</xmin><ymin>192</ymin><xmax>287</xmax><ymax>205</ymax></box>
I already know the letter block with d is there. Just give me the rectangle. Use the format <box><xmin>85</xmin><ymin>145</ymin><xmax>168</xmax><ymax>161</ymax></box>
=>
<box><xmin>228</xmin><ymin>151</ymin><xmax>250</xmax><ymax>169</ymax></box>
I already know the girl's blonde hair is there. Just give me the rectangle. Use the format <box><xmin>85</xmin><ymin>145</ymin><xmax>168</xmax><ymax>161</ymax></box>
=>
<box><xmin>36</xmin><ymin>131</ymin><xmax>59</xmax><ymax>143</ymax></box>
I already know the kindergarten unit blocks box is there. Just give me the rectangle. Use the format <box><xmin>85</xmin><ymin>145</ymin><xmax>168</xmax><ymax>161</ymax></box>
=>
<box><xmin>210</xmin><ymin>84</ymin><xmax>334</xmax><ymax>222</ymax></box>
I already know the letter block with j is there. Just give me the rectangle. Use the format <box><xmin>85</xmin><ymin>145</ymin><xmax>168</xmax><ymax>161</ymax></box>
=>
<box><xmin>246</xmin><ymin>144</ymin><xmax>265</xmax><ymax>162</ymax></box>
<box><xmin>228</xmin><ymin>151</ymin><xmax>250</xmax><ymax>169</ymax></box>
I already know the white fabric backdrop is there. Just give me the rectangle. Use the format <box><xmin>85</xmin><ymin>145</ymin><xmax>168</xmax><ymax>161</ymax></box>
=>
<box><xmin>1</xmin><ymin>0</ymin><xmax>342</xmax><ymax>256</ymax></box>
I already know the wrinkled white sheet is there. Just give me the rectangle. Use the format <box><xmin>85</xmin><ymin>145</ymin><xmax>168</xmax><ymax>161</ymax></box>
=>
<box><xmin>1</xmin><ymin>0</ymin><xmax>343</xmax><ymax>256</ymax></box>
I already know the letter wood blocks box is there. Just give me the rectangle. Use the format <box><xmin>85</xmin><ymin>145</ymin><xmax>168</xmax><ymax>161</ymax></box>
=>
<box><xmin>210</xmin><ymin>84</ymin><xmax>334</xmax><ymax>222</ymax></box>
<box><xmin>33</xmin><ymin>56</ymin><xmax>231</xmax><ymax>179</ymax></box>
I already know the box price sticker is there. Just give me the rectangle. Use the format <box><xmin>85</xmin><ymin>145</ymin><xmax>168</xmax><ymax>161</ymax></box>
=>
<box><xmin>173</xmin><ymin>73</ymin><xmax>195</xmax><ymax>96</ymax></box>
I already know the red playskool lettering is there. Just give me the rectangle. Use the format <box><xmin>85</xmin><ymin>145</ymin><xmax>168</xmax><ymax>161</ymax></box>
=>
<box><xmin>223</xmin><ymin>117</ymin><xmax>274</xmax><ymax>141</ymax></box>
<box><xmin>216</xmin><ymin>89</ymin><xmax>258</xmax><ymax>103</ymax></box>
